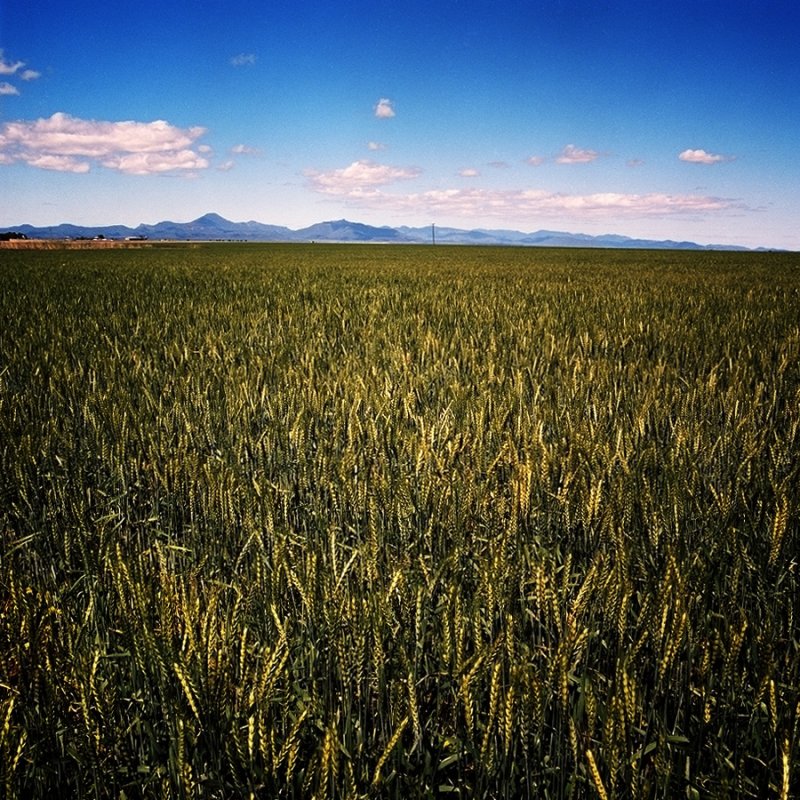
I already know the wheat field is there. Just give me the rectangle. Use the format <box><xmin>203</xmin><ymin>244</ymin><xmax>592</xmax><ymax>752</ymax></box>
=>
<box><xmin>1</xmin><ymin>243</ymin><xmax>798</xmax><ymax>798</ymax></box>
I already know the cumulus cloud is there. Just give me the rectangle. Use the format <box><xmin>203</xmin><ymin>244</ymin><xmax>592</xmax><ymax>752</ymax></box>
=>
<box><xmin>21</xmin><ymin>69</ymin><xmax>41</xmax><ymax>81</ymax></box>
<box><xmin>679</xmin><ymin>148</ymin><xmax>732</xmax><ymax>164</ymax></box>
<box><xmin>556</xmin><ymin>144</ymin><xmax>600</xmax><ymax>164</ymax></box>
<box><xmin>526</xmin><ymin>155</ymin><xmax>545</xmax><ymax>167</ymax></box>
<box><xmin>231</xmin><ymin>143</ymin><xmax>260</xmax><ymax>155</ymax></box>
<box><xmin>305</xmin><ymin>159</ymin><xmax>420</xmax><ymax>194</ymax></box>
<box><xmin>367</xmin><ymin>141</ymin><xmax>386</xmax><ymax>151</ymax></box>
<box><xmin>0</xmin><ymin>82</ymin><xmax>20</xmax><ymax>96</ymax></box>
<box><xmin>374</xmin><ymin>98</ymin><xmax>395</xmax><ymax>118</ymax></box>
<box><xmin>230</xmin><ymin>53</ymin><xmax>257</xmax><ymax>66</ymax></box>
<box><xmin>0</xmin><ymin>112</ymin><xmax>209</xmax><ymax>175</ymax></box>
<box><xmin>459</xmin><ymin>168</ymin><xmax>480</xmax><ymax>177</ymax></box>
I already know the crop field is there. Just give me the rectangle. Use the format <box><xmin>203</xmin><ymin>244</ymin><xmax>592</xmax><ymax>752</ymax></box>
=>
<box><xmin>1</xmin><ymin>243</ymin><xmax>798</xmax><ymax>798</ymax></box>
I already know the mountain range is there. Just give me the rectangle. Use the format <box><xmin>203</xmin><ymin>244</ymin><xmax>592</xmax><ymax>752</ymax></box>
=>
<box><xmin>1</xmin><ymin>212</ymin><xmax>757</xmax><ymax>250</ymax></box>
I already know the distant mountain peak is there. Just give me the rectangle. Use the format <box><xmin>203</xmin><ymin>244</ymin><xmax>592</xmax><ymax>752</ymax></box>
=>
<box><xmin>192</xmin><ymin>212</ymin><xmax>232</xmax><ymax>226</ymax></box>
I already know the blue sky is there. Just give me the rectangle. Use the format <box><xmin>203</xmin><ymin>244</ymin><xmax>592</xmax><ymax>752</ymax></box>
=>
<box><xmin>1</xmin><ymin>0</ymin><xmax>798</xmax><ymax>248</ymax></box>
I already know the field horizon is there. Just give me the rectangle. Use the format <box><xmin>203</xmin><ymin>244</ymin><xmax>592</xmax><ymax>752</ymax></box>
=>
<box><xmin>0</xmin><ymin>213</ymin><xmax>775</xmax><ymax>252</ymax></box>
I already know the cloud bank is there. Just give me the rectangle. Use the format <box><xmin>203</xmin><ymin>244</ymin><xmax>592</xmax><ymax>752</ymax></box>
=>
<box><xmin>306</xmin><ymin>160</ymin><xmax>745</xmax><ymax>221</ymax></box>
<box><xmin>0</xmin><ymin>113</ymin><xmax>209</xmax><ymax>175</ymax></box>
<box><xmin>382</xmin><ymin>188</ymin><xmax>740</xmax><ymax>219</ymax></box>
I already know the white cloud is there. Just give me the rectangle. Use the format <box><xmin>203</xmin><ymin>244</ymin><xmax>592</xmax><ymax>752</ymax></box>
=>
<box><xmin>679</xmin><ymin>148</ymin><xmax>731</xmax><ymax>164</ymax></box>
<box><xmin>305</xmin><ymin>159</ymin><xmax>420</xmax><ymax>193</ymax></box>
<box><xmin>0</xmin><ymin>51</ymin><xmax>39</xmax><ymax>94</ymax></box>
<box><xmin>0</xmin><ymin>112</ymin><xmax>209</xmax><ymax>175</ymax></box>
<box><xmin>0</xmin><ymin>51</ymin><xmax>25</xmax><ymax>75</ymax></box>
<box><xmin>526</xmin><ymin>155</ymin><xmax>545</xmax><ymax>166</ymax></box>
<box><xmin>368</xmin><ymin>141</ymin><xmax>386</xmax><ymax>151</ymax></box>
<box><xmin>231</xmin><ymin>53</ymin><xmax>257</xmax><ymax>67</ymax></box>
<box><xmin>231</xmin><ymin>143</ymin><xmax>260</xmax><ymax>155</ymax></box>
<box><xmin>556</xmin><ymin>144</ymin><xmax>600</xmax><ymax>164</ymax></box>
<box><xmin>459</xmin><ymin>168</ymin><xmax>480</xmax><ymax>177</ymax></box>
<box><xmin>374</xmin><ymin>98</ymin><xmax>395</xmax><ymax>118</ymax></box>
<box><xmin>217</xmin><ymin>160</ymin><xmax>236</xmax><ymax>172</ymax></box>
